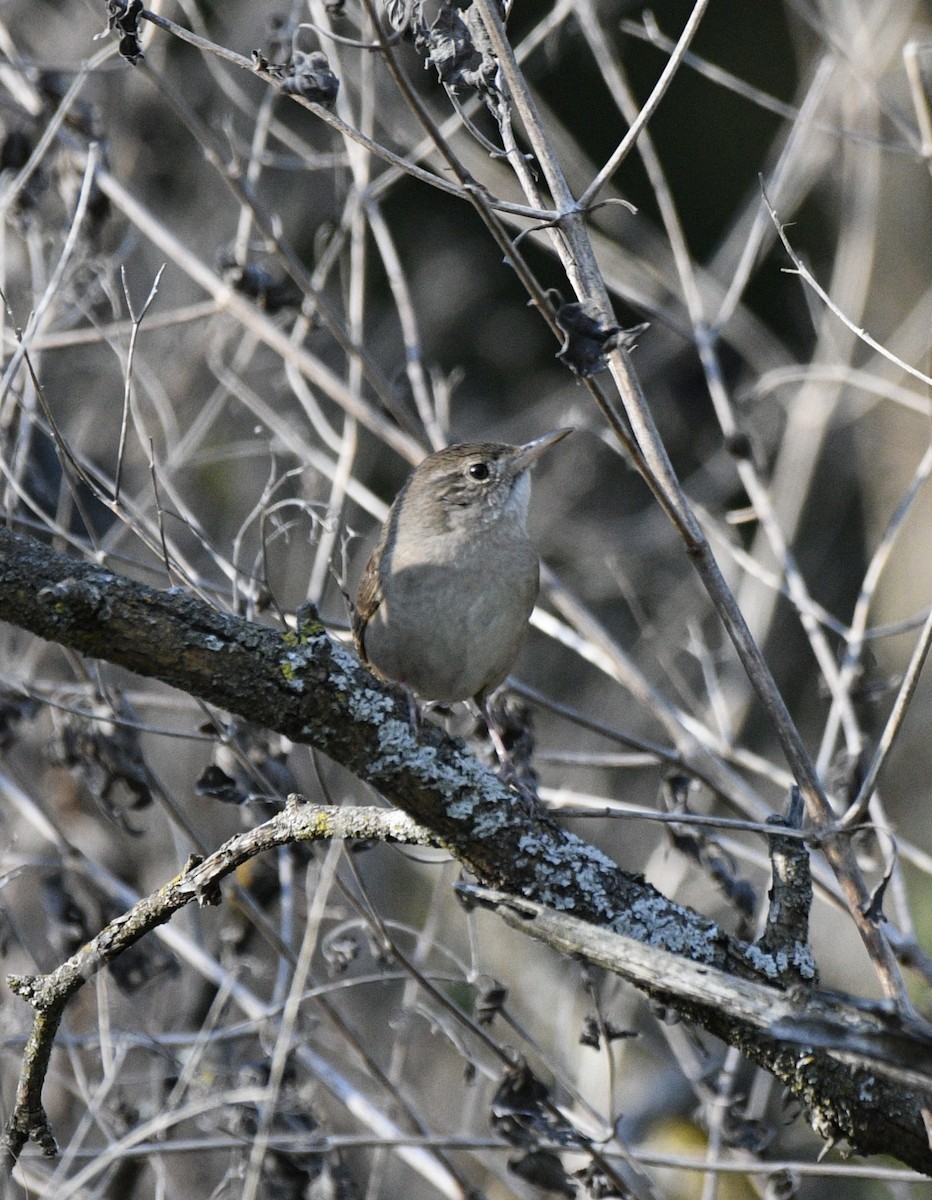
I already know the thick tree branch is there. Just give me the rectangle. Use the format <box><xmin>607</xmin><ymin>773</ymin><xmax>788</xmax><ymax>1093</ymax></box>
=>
<box><xmin>0</xmin><ymin>528</ymin><xmax>736</xmax><ymax>947</ymax></box>
<box><xmin>467</xmin><ymin>886</ymin><xmax>932</xmax><ymax>1170</ymax></box>
<box><xmin>2</xmin><ymin>527</ymin><xmax>931</xmax><ymax>1173</ymax></box>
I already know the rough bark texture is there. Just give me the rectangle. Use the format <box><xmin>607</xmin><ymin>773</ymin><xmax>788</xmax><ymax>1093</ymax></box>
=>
<box><xmin>2</xmin><ymin>527</ymin><xmax>931</xmax><ymax>1173</ymax></box>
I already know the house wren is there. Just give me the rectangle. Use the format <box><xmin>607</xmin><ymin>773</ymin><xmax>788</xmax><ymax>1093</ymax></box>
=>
<box><xmin>353</xmin><ymin>429</ymin><xmax>572</xmax><ymax>704</ymax></box>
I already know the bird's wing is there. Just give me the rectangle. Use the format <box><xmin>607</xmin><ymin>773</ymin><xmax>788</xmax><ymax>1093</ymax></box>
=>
<box><xmin>352</xmin><ymin>541</ymin><xmax>385</xmax><ymax>665</ymax></box>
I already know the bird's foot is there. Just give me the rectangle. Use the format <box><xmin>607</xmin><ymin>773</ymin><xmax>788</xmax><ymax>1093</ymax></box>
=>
<box><xmin>481</xmin><ymin>690</ymin><xmax>539</xmax><ymax>802</ymax></box>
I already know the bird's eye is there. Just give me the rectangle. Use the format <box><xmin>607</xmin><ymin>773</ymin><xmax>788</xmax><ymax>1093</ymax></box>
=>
<box><xmin>468</xmin><ymin>462</ymin><xmax>490</xmax><ymax>481</ymax></box>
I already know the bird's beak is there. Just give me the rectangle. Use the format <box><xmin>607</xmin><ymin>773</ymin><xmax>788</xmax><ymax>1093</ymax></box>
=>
<box><xmin>513</xmin><ymin>427</ymin><xmax>573</xmax><ymax>471</ymax></box>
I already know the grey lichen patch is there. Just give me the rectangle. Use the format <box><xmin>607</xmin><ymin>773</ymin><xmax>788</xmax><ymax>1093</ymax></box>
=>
<box><xmin>742</xmin><ymin>945</ymin><xmax>781</xmax><ymax>979</ymax></box>
<box><xmin>327</xmin><ymin>636</ymin><xmax>366</xmax><ymax>681</ymax></box>
<box><xmin>513</xmin><ymin>833</ymin><xmax>559</xmax><ymax>867</ymax></box>
<box><xmin>409</xmin><ymin>749</ymin><xmax>509</xmax><ymax>835</ymax></box>
<box><xmin>793</xmin><ymin>943</ymin><xmax>817</xmax><ymax>980</ymax></box>
<box><xmin>447</xmin><ymin>792</ymin><xmax>513</xmax><ymax>837</ymax></box>
<box><xmin>521</xmin><ymin>876</ymin><xmax>577</xmax><ymax>910</ymax></box>
<box><xmin>744</xmin><ymin>941</ymin><xmax>817</xmax><ymax>982</ymax></box>
<box><xmin>440</xmin><ymin>748</ymin><xmax>499</xmax><ymax>792</ymax></box>
<box><xmin>203</xmin><ymin>635</ymin><xmax>225</xmax><ymax>651</ymax></box>
<box><xmin>570</xmin><ymin>851</ymin><xmax>621</xmax><ymax>918</ymax></box>
<box><xmin>566</xmin><ymin>837</ymin><xmax>617</xmax><ymax>875</ymax></box>
<box><xmin>511</xmin><ymin>832</ymin><xmax>618</xmax><ymax>914</ymax></box>
<box><xmin>347</xmin><ymin>687</ymin><xmax>398</xmax><ymax>725</ymax></box>
<box><xmin>370</xmin><ymin>717</ymin><xmax>421</xmax><ymax>768</ymax></box>
<box><xmin>363</xmin><ymin>715</ymin><xmax>512</xmax><ymax>836</ymax></box>
<box><xmin>620</xmin><ymin>894</ymin><xmax>722</xmax><ymax>963</ymax></box>
<box><xmin>368</xmin><ymin>720</ymin><xmax>487</xmax><ymax>790</ymax></box>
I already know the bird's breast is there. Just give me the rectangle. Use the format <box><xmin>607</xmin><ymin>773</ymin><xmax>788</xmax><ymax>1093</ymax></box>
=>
<box><xmin>363</xmin><ymin>531</ymin><xmax>539</xmax><ymax>702</ymax></box>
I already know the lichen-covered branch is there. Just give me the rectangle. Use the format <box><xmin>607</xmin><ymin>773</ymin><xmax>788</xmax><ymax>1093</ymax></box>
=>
<box><xmin>472</xmin><ymin>888</ymin><xmax>932</xmax><ymax>1172</ymax></box>
<box><xmin>0</xmin><ymin>528</ymin><xmax>741</xmax><ymax>944</ymax></box>
<box><xmin>757</xmin><ymin>788</ymin><xmax>817</xmax><ymax>981</ymax></box>
<box><xmin>2</xmin><ymin>528</ymin><xmax>932</xmax><ymax>1173</ymax></box>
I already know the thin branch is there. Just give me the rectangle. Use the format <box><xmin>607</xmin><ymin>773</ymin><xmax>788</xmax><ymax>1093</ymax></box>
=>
<box><xmin>465</xmin><ymin>885</ymin><xmax>932</xmax><ymax>1167</ymax></box>
<box><xmin>578</xmin><ymin>0</ymin><xmax>712</xmax><ymax>209</ymax></box>
<box><xmin>765</xmin><ymin>188</ymin><xmax>932</xmax><ymax>389</ymax></box>
<box><xmin>845</xmin><ymin>603</ymin><xmax>932</xmax><ymax>826</ymax></box>
<box><xmin>3</xmin><ymin>799</ymin><xmax>436</xmax><ymax>1160</ymax></box>
<box><xmin>114</xmin><ymin>265</ymin><xmax>165</xmax><ymax>502</ymax></box>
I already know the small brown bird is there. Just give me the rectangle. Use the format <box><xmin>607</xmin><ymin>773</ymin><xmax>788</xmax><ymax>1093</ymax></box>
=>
<box><xmin>353</xmin><ymin>429</ymin><xmax>572</xmax><ymax>705</ymax></box>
